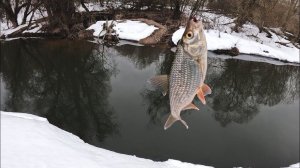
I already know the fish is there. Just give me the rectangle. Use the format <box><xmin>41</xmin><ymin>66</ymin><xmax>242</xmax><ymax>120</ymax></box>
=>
<box><xmin>149</xmin><ymin>17</ymin><xmax>211</xmax><ymax>130</ymax></box>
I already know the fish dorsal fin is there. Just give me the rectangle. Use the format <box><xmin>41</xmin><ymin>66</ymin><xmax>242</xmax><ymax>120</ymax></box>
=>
<box><xmin>149</xmin><ymin>75</ymin><xmax>168</xmax><ymax>96</ymax></box>
<box><xmin>197</xmin><ymin>89</ymin><xmax>206</xmax><ymax>105</ymax></box>
<box><xmin>201</xmin><ymin>84</ymin><xmax>212</xmax><ymax>96</ymax></box>
<box><xmin>164</xmin><ymin>114</ymin><xmax>189</xmax><ymax>130</ymax></box>
<box><xmin>182</xmin><ymin>103</ymin><xmax>199</xmax><ymax>111</ymax></box>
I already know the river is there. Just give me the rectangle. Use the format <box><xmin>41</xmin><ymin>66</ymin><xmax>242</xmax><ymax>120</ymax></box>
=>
<box><xmin>1</xmin><ymin>39</ymin><xmax>299</xmax><ymax>168</ymax></box>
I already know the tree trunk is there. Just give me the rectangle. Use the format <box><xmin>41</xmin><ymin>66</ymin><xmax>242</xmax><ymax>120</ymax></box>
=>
<box><xmin>172</xmin><ymin>0</ymin><xmax>181</xmax><ymax>19</ymax></box>
<box><xmin>0</xmin><ymin>1</ymin><xmax>19</xmax><ymax>27</ymax></box>
<box><xmin>80</xmin><ymin>0</ymin><xmax>90</xmax><ymax>12</ymax></box>
<box><xmin>44</xmin><ymin>0</ymin><xmax>76</xmax><ymax>36</ymax></box>
<box><xmin>233</xmin><ymin>0</ymin><xmax>257</xmax><ymax>32</ymax></box>
<box><xmin>22</xmin><ymin>0</ymin><xmax>32</xmax><ymax>25</ymax></box>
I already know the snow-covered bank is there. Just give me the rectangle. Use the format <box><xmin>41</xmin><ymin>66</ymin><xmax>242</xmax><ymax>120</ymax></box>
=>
<box><xmin>286</xmin><ymin>163</ymin><xmax>300</xmax><ymax>168</ymax></box>
<box><xmin>1</xmin><ymin>111</ymin><xmax>211</xmax><ymax>168</ymax></box>
<box><xmin>87</xmin><ymin>20</ymin><xmax>158</xmax><ymax>41</ymax></box>
<box><xmin>0</xmin><ymin>7</ymin><xmax>47</xmax><ymax>34</ymax></box>
<box><xmin>172</xmin><ymin>27</ymin><xmax>299</xmax><ymax>63</ymax></box>
<box><xmin>172</xmin><ymin>11</ymin><xmax>299</xmax><ymax>63</ymax></box>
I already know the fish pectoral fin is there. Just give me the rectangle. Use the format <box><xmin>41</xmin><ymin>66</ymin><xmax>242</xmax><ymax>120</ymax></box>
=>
<box><xmin>164</xmin><ymin>114</ymin><xmax>189</xmax><ymax>130</ymax></box>
<box><xmin>197</xmin><ymin>89</ymin><xmax>206</xmax><ymax>105</ymax></box>
<box><xmin>182</xmin><ymin>103</ymin><xmax>199</xmax><ymax>111</ymax></box>
<box><xmin>201</xmin><ymin>83</ymin><xmax>212</xmax><ymax>96</ymax></box>
<box><xmin>149</xmin><ymin>75</ymin><xmax>168</xmax><ymax>96</ymax></box>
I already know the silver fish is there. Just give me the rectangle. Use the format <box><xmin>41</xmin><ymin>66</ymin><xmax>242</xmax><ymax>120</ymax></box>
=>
<box><xmin>150</xmin><ymin>17</ymin><xmax>211</xmax><ymax>130</ymax></box>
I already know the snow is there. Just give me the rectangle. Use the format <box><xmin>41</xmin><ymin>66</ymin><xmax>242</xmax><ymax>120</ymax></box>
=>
<box><xmin>75</xmin><ymin>2</ymin><xmax>125</xmax><ymax>12</ymax></box>
<box><xmin>76</xmin><ymin>2</ymin><xmax>106</xmax><ymax>12</ymax></box>
<box><xmin>87</xmin><ymin>20</ymin><xmax>158</xmax><ymax>41</ymax></box>
<box><xmin>172</xmin><ymin>15</ymin><xmax>300</xmax><ymax>63</ymax></box>
<box><xmin>1</xmin><ymin>111</ymin><xmax>212</xmax><ymax>168</ymax></box>
<box><xmin>286</xmin><ymin>163</ymin><xmax>300</xmax><ymax>168</ymax></box>
<box><xmin>172</xmin><ymin>27</ymin><xmax>185</xmax><ymax>45</ymax></box>
<box><xmin>22</xmin><ymin>24</ymin><xmax>43</xmax><ymax>33</ymax></box>
<box><xmin>1</xmin><ymin>6</ymin><xmax>47</xmax><ymax>36</ymax></box>
<box><xmin>1</xmin><ymin>24</ymin><xmax>28</xmax><ymax>36</ymax></box>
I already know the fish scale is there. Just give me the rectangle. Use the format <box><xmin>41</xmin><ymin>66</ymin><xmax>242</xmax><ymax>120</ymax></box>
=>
<box><xmin>169</xmin><ymin>45</ymin><xmax>202</xmax><ymax>115</ymax></box>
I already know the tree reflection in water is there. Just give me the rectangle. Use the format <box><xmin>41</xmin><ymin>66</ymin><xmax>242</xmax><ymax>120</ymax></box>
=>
<box><xmin>141</xmin><ymin>51</ymin><xmax>175</xmax><ymax>125</ymax></box>
<box><xmin>1</xmin><ymin>39</ymin><xmax>118</xmax><ymax>145</ymax></box>
<box><xmin>115</xmin><ymin>44</ymin><xmax>167</xmax><ymax>70</ymax></box>
<box><xmin>142</xmin><ymin>50</ymin><xmax>300</xmax><ymax>127</ymax></box>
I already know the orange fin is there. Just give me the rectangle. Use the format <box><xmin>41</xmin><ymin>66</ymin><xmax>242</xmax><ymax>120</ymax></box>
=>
<box><xmin>183</xmin><ymin>103</ymin><xmax>199</xmax><ymax>111</ymax></box>
<box><xmin>197</xmin><ymin>89</ymin><xmax>206</xmax><ymax>105</ymax></box>
<box><xmin>201</xmin><ymin>83</ymin><xmax>212</xmax><ymax>96</ymax></box>
<box><xmin>149</xmin><ymin>75</ymin><xmax>168</xmax><ymax>96</ymax></box>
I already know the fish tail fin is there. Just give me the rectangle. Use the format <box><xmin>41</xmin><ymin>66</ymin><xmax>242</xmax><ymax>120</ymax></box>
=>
<box><xmin>164</xmin><ymin>114</ymin><xmax>189</xmax><ymax>130</ymax></box>
<box><xmin>164</xmin><ymin>114</ymin><xmax>177</xmax><ymax>130</ymax></box>
<box><xmin>179</xmin><ymin>119</ymin><xmax>189</xmax><ymax>129</ymax></box>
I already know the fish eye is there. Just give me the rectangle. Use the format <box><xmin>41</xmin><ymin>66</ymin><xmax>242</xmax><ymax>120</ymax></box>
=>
<box><xmin>186</xmin><ymin>31</ymin><xmax>193</xmax><ymax>39</ymax></box>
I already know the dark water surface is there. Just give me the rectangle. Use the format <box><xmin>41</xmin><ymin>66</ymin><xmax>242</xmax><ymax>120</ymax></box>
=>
<box><xmin>1</xmin><ymin>39</ymin><xmax>299</xmax><ymax>168</ymax></box>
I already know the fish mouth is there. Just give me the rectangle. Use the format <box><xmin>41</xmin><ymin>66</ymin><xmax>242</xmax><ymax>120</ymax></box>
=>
<box><xmin>191</xmin><ymin>17</ymin><xmax>198</xmax><ymax>23</ymax></box>
<box><xmin>187</xmin><ymin>17</ymin><xmax>200</xmax><ymax>28</ymax></box>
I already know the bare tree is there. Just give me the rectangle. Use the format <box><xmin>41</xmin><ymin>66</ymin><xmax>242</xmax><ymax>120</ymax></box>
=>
<box><xmin>0</xmin><ymin>0</ymin><xmax>33</xmax><ymax>27</ymax></box>
<box><xmin>256</xmin><ymin>0</ymin><xmax>279</xmax><ymax>32</ymax></box>
<box><xmin>233</xmin><ymin>0</ymin><xmax>258</xmax><ymax>32</ymax></box>
<box><xmin>190</xmin><ymin>0</ymin><xmax>207</xmax><ymax>17</ymax></box>
<box><xmin>171</xmin><ymin>0</ymin><xmax>190</xmax><ymax>19</ymax></box>
<box><xmin>43</xmin><ymin>0</ymin><xmax>76</xmax><ymax>36</ymax></box>
<box><xmin>281</xmin><ymin>0</ymin><xmax>299</xmax><ymax>31</ymax></box>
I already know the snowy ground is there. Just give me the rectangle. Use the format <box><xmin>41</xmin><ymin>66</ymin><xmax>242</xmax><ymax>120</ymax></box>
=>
<box><xmin>76</xmin><ymin>2</ymin><xmax>106</xmax><ymax>12</ymax></box>
<box><xmin>1</xmin><ymin>111</ymin><xmax>299</xmax><ymax>168</ymax></box>
<box><xmin>172</xmin><ymin>12</ymin><xmax>299</xmax><ymax>63</ymax></box>
<box><xmin>87</xmin><ymin>20</ymin><xmax>158</xmax><ymax>41</ymax></box>
<box><xmin>1</xmin><ymin>111</ymin><xmax>212</xmax><ymax>168</ymax></box>
<box><xmin>0</xmin><ymin>6</ymin><xmax>47</xmax><ymax>33</ymax></box>
<box><xmin>1</xmin><ymin>6</ymin><xmax>299</xmax><ymax>63</ymax></box>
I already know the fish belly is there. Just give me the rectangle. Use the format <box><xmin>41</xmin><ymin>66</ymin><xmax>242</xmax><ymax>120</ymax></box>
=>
<box><xmin>169</xmin><ymin>46</ymin><xmax>202</xmax><ymax>116</ymax></box>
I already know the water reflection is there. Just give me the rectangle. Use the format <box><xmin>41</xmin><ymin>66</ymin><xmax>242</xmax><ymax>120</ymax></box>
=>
<box><xmin>115</xmin><ymin>45</ymin><xmax>166</xmax><ymax>70</ymax></box>
<box><xmin>141</xmin><ymin>51</ymin><xmax>174</xmax><ymax>124</ymax></box>
<box><xmin>1</xmin><ymin>39</ymin><xmax>298</xmax><ymax>167</ymax></box>
<box><xmin>0</xmin><ymin>39</ymin><xmax>118</xmax><ymax>144</ymax></box>
<box><xmin>143</xmin><ymin>51</ymin><xmax>300</xmax><ymax>126</ymax></box>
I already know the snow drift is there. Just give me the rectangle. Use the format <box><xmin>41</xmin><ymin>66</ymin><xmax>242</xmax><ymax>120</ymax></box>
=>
<box><xmin>87</xmin><ymin>20</ymin><xmax>158</xmax><ymax>41</ymax></box>
<box><xmin>1</xmin><ymin>111</ymin><xmax>212</xmax><ymax>168</ymax></box>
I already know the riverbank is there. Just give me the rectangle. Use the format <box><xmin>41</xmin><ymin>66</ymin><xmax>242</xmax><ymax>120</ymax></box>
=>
<box><xmin>1</xmin><ymin>111</ymin><xmax>299</xmax><ymax>168</ymax></box>
<box><xmin>0</xmin><ymin>3</ymin><xmax>299</xmax><ymax>63</ymax></box>
<box><xmin>1</xmin><ymin>111</ymin><xmax>212</xmax><ymax>168</ymax></box>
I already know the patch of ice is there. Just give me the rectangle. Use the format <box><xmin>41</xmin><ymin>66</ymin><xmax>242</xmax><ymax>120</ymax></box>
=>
<box><xmin>1</xmin><ymin>111</ymin><xmax>212</xmax><ymax>168</ymax></box>
<box><xmin>117</xmin><ymin>40</ymin><xmax>144</xmax><ymax>46</ymax></box>
<box><xmin>211</xmin><ymin>53</ymin><xmax>299</xmax><ymax>66</ymax></box>
<box><xmin>87</xmin><ymin>20</ymin><xmax>158</xmax><ymax>41</ymax></box>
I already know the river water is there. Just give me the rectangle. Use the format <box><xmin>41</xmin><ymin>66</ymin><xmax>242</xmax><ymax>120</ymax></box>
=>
<box><xmin>1</xmin><ymin>39</ymin><xmax>299</xmax><ymax>167</ymax></box>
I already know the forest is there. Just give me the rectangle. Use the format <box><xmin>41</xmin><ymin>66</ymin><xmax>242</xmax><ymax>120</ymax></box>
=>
<box><xmin>1</xmin><ymin>0</ymin><xmax>299</xmax><ymax>43</ymax></box>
